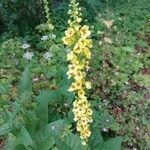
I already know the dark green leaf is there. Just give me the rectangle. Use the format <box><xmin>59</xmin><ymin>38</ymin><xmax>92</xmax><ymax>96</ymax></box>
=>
<box><xmin>17</xmin><ymin>65</ymin><xmax>32</xmax><ymax>103</ymax></box>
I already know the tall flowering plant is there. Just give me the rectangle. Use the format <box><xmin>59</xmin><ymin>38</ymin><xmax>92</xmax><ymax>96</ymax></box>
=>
<box><xmin>62</xmin><ymin>0</ymin><xmax>93</xmax><ymax>145</ymax></box>
<box><xmin>43</xmin><ymin>0</ymin><xmax>54</xmax><ymax>31</ymax></box>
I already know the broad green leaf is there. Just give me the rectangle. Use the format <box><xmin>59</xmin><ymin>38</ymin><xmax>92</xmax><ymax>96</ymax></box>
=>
<box><xmin>36</xmin><ymin>119</ymin><xmax>67</xmax><ymax>141</ymax></box>
<box><xmin>0</xmin><ymin>123</ymin><xmax>12</xmax><ymax>136</ymax></box>
<box><xmin>46</xmin><ymin>119</ymin><xmax>67</xmax><ymax>137</ymax></box>
<box><xmin>17</xmin><ymin>65</ymin><xmax>32</xmax><ymax>103</ymax></box>
<box><xmin>89</xmin><ymin>127</ymin><xmax>103</xmax><ymax>149</ymax></box>
<box><xmin>95</xmin><ymin>137</ymin><xmax>122</xmax><ymax>150</ymax></box>
<box><xmin>56</xmin><ymin>140</ymin><xmax>72</xmax><ymax>150</ymax></box>
<box><xmin>16</xmin><ymin>127</ymin><xmax>35</xmax><ymax>149</ymax></box>
<box><xmin>22</xmin><ymin>110</ymin><xmax>38</xmax><ymax>136</ymax></box>
<box><xmin>56</xmin><ymin>134</ymin><xmax>85</xmax><ymax>150</ymax></box>
<box><xmin>0</xmin><ymin>83</ymin><xmax>10</xmax><ymax>95</ymax></box>
<box><xmin>36</xmin><ymin>90</ymin><xmax>61</xmax><ymax>103</ymax></box>
<box><xmin>35</xmin><ymin>127</ymin><xmax>55</xmax><ymax>150</ymax></box>
<box><xmin>64</xmin><ymin>133</ymin><xmax>84</xmax><ymax>150</ymax></box>
<box><xmin>3</xmin><ymin>141</ymin><xmax>27</xmax><ymax>150</ymax></box>
<box><xmin>36</xmin><ymin>90</ymin><xmax>61</xmax><ymax>127</ymax></box>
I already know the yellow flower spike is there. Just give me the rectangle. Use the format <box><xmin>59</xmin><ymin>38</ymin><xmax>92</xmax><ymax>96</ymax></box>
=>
<box><xmin>43</xmin><ymin>0</ymin><xmax>54</xmax><ymax>31</ymax></box>
<box><xmin>62</xmin><ymin>0</ymin><xmax>93</xmax><ymax>145</ymax></box>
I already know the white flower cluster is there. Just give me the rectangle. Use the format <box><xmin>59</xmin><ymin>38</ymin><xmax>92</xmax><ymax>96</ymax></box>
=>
<box><xmin>21</xmin><ymin>43</ymin><xmax>30</xmax><ymax>49</ymax></box>
<box><xmin>41</xmin><ymin>34</ymin><xmax>56</xmax><ymax>41</ymax></box>
<box><xmin>43</xmin><ymin>52</ymin><xmax>52</xmax><ymax>60</ymax></box>
<box><xmin>23</xmin><ymin>51</ymin><xmax>34</xmax><ymax>60</ymax></box>
<box><xmin>41</xmin><ymin>35</ymin><xmax>49</xmax><ymax>41</ymax></box>
<box><xmin>49</xmin><ymin>34</ymin><xmax>56</xmax><ymax>39</ymax></box>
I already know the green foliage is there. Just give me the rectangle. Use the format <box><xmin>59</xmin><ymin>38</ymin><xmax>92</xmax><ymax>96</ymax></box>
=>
<box><xmin>0</xmin><ymin>65</ymin><xmax>123</xmax><ymax>150</ymax></box>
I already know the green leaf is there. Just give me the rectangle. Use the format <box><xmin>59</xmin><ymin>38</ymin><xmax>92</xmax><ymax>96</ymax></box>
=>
<box><xmin>17</xmin><ymin>65</ymin><xmax>32</xmax><ymax>103</ymax></box>
<box><xmin>56</xmin><ymin>134</ymin><xmax>84</xmax><ymax>150</ymax></box>
<box><xmin>16</xmin><ymin>127</ymin><xmax>35</xmax><ymax>149</ymax></box>
<box><xmin>36</xmin><ymin>90</ymin><xmax>61</xmax><ymax>103</ymax></box>
<box><xmin>35</xmin><ymin>127</ymin><xmax>55</xmax><ymax>150</ymax></box>
<box><xmin>56</xmin><ymin>140</ymin><xmax>72</xmax><ymax>150</ymax></box>
<box><xmin>89</xmin><ymin>127</ymin><xmax>103</xmax><ymax>149</ymax></box>
<box><xmin>0</xmin><ymin>83</ymin><xmax>10</xmax><ymax>95</ymax></box>
<box><xmin>95</xmin><ymin>137</ymin><xmax>122</xmax><ymax>150</ymax></box>
<box><xmin>46</xmin><ymin>119</ymin><xmax>67</xmax><ymax>137</ymax></box>
<box><xmin>36</xmin><ymin>90</ymin><xmax>61</xmax><ymax>127</ymax></box>
<box><xmin>64</xmin><ymin>134</ymin><xmax>84</xmax><ymax>150</ymax></box>
<box><xmin>0</xmin><ymin>123</ymin><xmax>12</xmax><ymax>136</ymax></box>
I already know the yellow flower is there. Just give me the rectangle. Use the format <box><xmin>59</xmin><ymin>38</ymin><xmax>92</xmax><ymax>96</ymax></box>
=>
<box><xmin>78</xmin><ymin>39</ymin><xmax>87</xmax><ymax>49</ymax></box>
<box><xmin>82</xmin><ymin>141</ymin><xmax>87</xmax><ymax>145</ymax></box>
<box><xmin>62</xmin><ymin>37</ymin><xmax>73</xmax><ymax>46</ymax></box>
<box><xmin>73</xmin><ymin>43</ymin><xmax>82</xmax><ymax>53</ymax></box>
<box><xmin>83</xmin><ymin>47</ymin><xmax>91</xmax><ymax>59</ymax></box>
<box><xmin>77</xmin><ymin>17</ymin><xmax>82</xmax><ymax>23</ymax></box>
<box><xmin>75</xmin><ymin>80</ymin><xmax>82</xmax><ymax>89</ymax></box>
<box><xmin>74</xmin><ymin>71</ymin><xmax>84</xmax><ymax>80</ymax></box>
<box><xmin>87</xmin><ymin>109</ymin><xmax>93</xmax><ymax>115</ymax></box>
<box><xmin>68</xmin><ymin>64</ymin><xmax>78</xmax><ymax>74</ymax></box>
<box><xmin>85</xmin><ymin>81</ymin><xmax>91</xmax><ymax>89</ymax></box>
<box><xmin>81</xmin><ymin>128</ymin><xmax>91</xmax><ymax>138</ymax></box>
<box><xmin>66</xmin><ymin>70</ymin><xmax>73</xmax><ymax>79</ymax></box>
<box><xmin>65</xmin><ymin>27</ymin><xmax>75</xmax><ymax>38</ymax></box>
<box><xmin>67</xmin><ymin>51</ymin><xmax>75</xmax><ymax>61</ymax></box>
<box><xmin>80</xmin><ymin>25</ymin><xmax>91</xmax><ymax>37</ymax></box>
<box><xmin>76</xmin><ymin>63</ymin><xmax>84</xmax><ymax>70</ymax></box>
<box><xmin>68</xmin><ymin>82</ymin><xmax>77</xmax><ymax>91</ymax></box>
<box><xmin>78</xmin><ymin>89</ymin><xmax>85</xmax><ymax>98</ymax></box>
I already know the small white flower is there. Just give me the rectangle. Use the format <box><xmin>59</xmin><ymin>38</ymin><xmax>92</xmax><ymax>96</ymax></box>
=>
<box><xmin>43</xmin><ymin>52</ymin><xmax>52</xmax><ymax>60</ymax></box>
<box><xmin>41</xmin><ymin>35</ymin><xmax>49</xmax><ymax>41</ymax></box>
<box><xmin>49</xmin><ymin>34</ymin><xmax>56</xmax><ymax>39</ymax></box>
<box><xmin>102</xmin><ymin>128</ymin><xmax>108</xmax><ymax>132</ymax></box>
<box><xmin>86</xmin><ymin>67</ymin><xmax>90</xmax><ymax>72</ymax></box>
<box><xmin>21</xmin><ymin>43</ymin><xmax>30</xmax><ymax>49</ymax></box>
<box><xmin>23</xmin><ymin>51</ymin><xmax>33</xmax><ymax>60</ymax></box>
<box><xmin>98</xmin><ymin>41</ymin><xmax>103</xmax><ymax>46</ymax></box>
<box><xmin>103</xmin><ymin>100</ymin><xmax>108</xmax><ymax>106</ymax></box>
<box><xmin>64</xmin><ymin>103</ymin><xmax>68</xmax><ymax>107</ymax></box>
<box><xmin>106</xmin><ymin>119</ymin><xmax>110</xmax><ymax>123</ymax></box>
<box><xmin>97</xmin><ymin>31</ymin><xmax>104</xmax><ymax>35</ymax></box>
<box><xmin>52</xmin><ymin>126</ymin><xmax>55</xmax><ymax>130</ymax></box>
<box><xmin>115</xmin><ymin>72</ymin><xmax>119</xmax><ymax>75</ymax></box>
<box><xmin>32</xmin><ymin>77</ymin><xmax>39</xmax><ymax>82</ymax></box>
<box><xmin>132</xmin><ymin>148</ymin><xmax>137</xmax><ymax>150</ymax></box>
